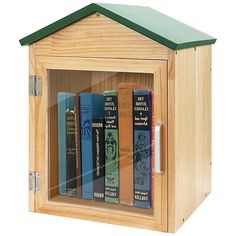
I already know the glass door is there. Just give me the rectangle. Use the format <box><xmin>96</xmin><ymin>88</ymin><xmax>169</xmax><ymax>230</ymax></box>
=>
<box><xmin>35</xmin><ymin>57</ymin><xmax>167</xmax><ymax>231</ymax></box>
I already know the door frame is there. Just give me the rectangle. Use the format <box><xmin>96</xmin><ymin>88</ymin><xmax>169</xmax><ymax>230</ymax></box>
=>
<box><xmin>30</xmin><ymin>55</ymin><xmax>168</xmax><ymax>231</ymax></box>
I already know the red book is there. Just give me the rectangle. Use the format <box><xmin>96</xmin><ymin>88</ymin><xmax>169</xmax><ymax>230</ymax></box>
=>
<box><xmin>118</xmin><ymin>83</ymin><xmax>149</xmax><ymax>206</ymax></box>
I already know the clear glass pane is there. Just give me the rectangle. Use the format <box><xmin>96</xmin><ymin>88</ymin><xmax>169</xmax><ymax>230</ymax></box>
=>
<box><xmin>47</xmin><ymin>69</ymin><xmax>155</xmax><ymax>215</ymax></box>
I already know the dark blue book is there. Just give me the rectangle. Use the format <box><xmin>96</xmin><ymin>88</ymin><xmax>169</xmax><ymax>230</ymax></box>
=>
<box><xmin>80</xmin><ymin>93</ymin><xmax>104</xmax><ymax>199</ymax></box>
<box><xmin>57</xmin><ymin>92</ymin><xmax>76</xmax><ymax>196</ymax></box>
<box><xmin>133</xmin><ymin>90</ymin><xmax>152</xmax><ymax>208</ymax></box>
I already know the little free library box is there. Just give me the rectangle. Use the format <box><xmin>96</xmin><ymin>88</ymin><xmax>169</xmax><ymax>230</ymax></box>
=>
<box><xmin>20</xmin><ymin>3</ymin><xmax>216</xmax><ymax>233</ymax></box>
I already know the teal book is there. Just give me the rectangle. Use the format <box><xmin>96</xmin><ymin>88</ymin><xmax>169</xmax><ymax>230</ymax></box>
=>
<box><xmin>57</xmin><ymin>92</ymin><xmax>76</xmax><ymax>196</ymax></box>
<box><xmin>80</xmin><ymin>93</ymin><xmax>104</xmax><ymax>199</ymax></box>
<box><xmin>104</xmin><ymin>90</ymin><xmax>119</xmax><ymax>204</ymax></box>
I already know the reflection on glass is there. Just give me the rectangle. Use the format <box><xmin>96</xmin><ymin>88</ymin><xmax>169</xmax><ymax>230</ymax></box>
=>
<box><xmin>48</xmin><ymin>70</ymin><xmax>155</xmax><ymax>214</ymax></box>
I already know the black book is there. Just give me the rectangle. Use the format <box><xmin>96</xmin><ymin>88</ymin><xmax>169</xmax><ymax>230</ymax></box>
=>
<box><xmin>74</xmin><ymin>95</ymin><xmax>82</xmax><ymax>198</ymax></box>
<box><xmin>92</xmin><ymin>117</ymin><xmax>105</xmax><ymax>201</ymax></box>
<box><xmin>66</xmin><ymin>109</ymin><xmax>77</xmax><ymax>197</ymax></box>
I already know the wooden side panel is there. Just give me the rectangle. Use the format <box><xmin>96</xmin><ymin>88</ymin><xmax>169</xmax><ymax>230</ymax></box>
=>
<box><xmin>33</xmin><ymin>13</ymin><xmax>168</xmax><ymax>60</ymax></box>
<box><xmin>29</xmin><ymin>45</ymin><xmax>36</xmax><ymax>211</ymax></box>
<box><xmin>175</xmin><ymin>48</ymin><xmax>197</xmax><ymax>228</ymax></box>
<box><xmin>168</xmin><ymin>46</ymin><xmax>212</xmax><ymax>232</ymax></box>
<box><xmin>195</xmin><ymin>46</ymin><xmax>212</xmax><ymax>205</ymax></box>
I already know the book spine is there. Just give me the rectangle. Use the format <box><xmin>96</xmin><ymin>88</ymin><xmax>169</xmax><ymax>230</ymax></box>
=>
<box><xmin>80</xmin><ymin>93</ymin><xmax>104</xmax><ymax>199</ymax></box>
<box><xmin>74</xmin><ymin>95</ymin><xmax>82</xmax><ymax>198</ymax></box>
<box><xmin>104</xmin><ymin>91</ymin><xmax>119</xmax><ymax>204</ymax></box>
<box><xmin>151</xmin><ymin>91</ymin><xmax>155</xmax><ymax>208</ymax></box>
<box><xmin>57</xmin><ymin>93</ymin><xmax>67</xmax><ymax>195</ymax></box>
<box><xmin>66</xmin><ymin>105</ymin><xmax>77</xmax><ymax>197</ymax></box>
<box><xmin>92</xmin><ymin>118</ymin><xmax>105</xmax><ymax>201</ymax></box>
<box><xmin>118</xmin><ymin>85</ymin><xmax>133</xmax><ymax>205</ymax></box>
<box><xmin>80</xmin><ymin>94</ymin><xmax>93</xmax><ymax>199</ymax></box>
<box><xmin>57</xmin><ymin>92</ymin><xmax>76</xmax><ymax>196</ymax></box>
<box><xmin>133</xmin><ymin>90</ymin><xmax>152</xmax><ymax>208</ymax></box>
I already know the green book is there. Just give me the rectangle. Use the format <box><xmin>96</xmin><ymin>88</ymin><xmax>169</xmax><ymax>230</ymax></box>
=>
<box><xmin>104</xmin><ymin>90</ymin><xmax>119</xmax><ymax>203</ymax></box>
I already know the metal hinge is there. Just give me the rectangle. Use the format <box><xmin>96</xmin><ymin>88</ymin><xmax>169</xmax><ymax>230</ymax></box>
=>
<box><xmin>29</xmin><ymin>75</ymin><xmax>42</xmax><ymax>96</ymax></box>
<box><xmin>29</xmin><ymin>171</ymin><xmax>41</xmax><ymax>192</ymax></box>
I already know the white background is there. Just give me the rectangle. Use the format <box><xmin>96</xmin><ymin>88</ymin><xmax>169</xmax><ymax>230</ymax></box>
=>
<box><xmin>0</xmin><ymin>0</ymin><xmax>235</xmax><ymax>235</ymax></box>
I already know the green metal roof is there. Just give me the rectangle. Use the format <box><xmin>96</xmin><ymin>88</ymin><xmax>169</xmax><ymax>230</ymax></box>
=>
<box><xmin>19</xmin><ymin>3</ymin><xmax>216</xmax><ymax>50</ymax></box>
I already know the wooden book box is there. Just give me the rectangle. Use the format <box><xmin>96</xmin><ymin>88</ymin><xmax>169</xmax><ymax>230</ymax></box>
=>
<box><xmin>20</xmin><ymin>3</ymin><xmax>216</xmax><ymax>232</ymax></box>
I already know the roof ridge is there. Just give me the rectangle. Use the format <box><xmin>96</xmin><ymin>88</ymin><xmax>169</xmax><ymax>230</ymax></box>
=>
<box><xmin>19</xmin><ymin>3</ymin><xmax>216</xmax><ymax>50</ymax></box>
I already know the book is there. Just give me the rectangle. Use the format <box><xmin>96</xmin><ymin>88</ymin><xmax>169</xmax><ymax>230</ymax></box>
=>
<box><xmin>118</xmin><ymin>83</ymin><xmax>148</xmax><ymax>206</ymax></box>
<box><xmin>66</xmin><ymin>108</ymin><xmax>77</xmax><ymax>196</ymax></box>
<box><xmin>92</xmin><ymin>118</ymin><xmax>105</xmax><ymax>201</ymax></box>
<box><xmin>80</xmin><ymin>93</ymin><xmax>104</xmax><ymax>199</ymax></box>
<box><xmin>133</xmin><ymin>89</ymin><xmax>152</xmax><ymax>208</ymax></box>
<box><xmin>104</xmin><ymin>90</ymin><xmax>119</xmax><ymax>204</ymax></box>
<box><xmin>74</xmin><ymin>95</ymin><xmax>82</xmax><ymax>198</ymax></box>
<box><xmin>151</xmin><ymin>91</ymin><xmax>155</xmax><ymax>208</ymax></box>
<box><xmin>57</xmin><ymin>92</ymin><xmax>76</xmax><ymax>196</ymax></box>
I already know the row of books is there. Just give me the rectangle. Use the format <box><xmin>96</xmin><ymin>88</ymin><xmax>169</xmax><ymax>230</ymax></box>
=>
<box><xmin>57</xmin><ymin>83</ymin><xmax>154</xmax><ymax>209</ymax></box>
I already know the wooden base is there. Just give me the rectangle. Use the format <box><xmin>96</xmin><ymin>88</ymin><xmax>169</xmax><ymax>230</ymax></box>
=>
<box><xmin>36</xmin><ymin>194</ymin><xmax>164</xmax><ymax>232</ymax></box>
<box><xmin>51</xmin><ymin>195</ymin><xmax>154</xmax><ymax>216</ymax></box>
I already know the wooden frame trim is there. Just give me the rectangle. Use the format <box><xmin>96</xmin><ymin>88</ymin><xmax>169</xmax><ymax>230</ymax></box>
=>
<box><xmin>167</xmin><ymin>49</ymin><xmax>176</xmax><ymax>232</ymax></box>
<box><xmin>31</xmin><ymin>55</ymin><xmax>168</xmax><ymax>231</ymax></box>
<box><xmin>37</xmin><ymin>56</ymin><xmax>166</xmax><ymax>73</ymax></box>
<box><xmin>29</xmin><ymin>46</ymin><xmax>36</xmax><ymax>211</ymax></box>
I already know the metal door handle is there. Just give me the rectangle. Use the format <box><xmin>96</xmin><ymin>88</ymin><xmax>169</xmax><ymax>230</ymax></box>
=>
<box><xmin>155</xmin><ymin>123</ymin><xmax>163</xmax><ymax>174</ymax></box>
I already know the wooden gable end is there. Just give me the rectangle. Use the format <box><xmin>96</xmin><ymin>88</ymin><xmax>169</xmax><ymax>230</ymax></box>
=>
<box><xmin>33</xmin><ymin>13</ymin><xmax>169</xmax><ymax>59</ymax></box>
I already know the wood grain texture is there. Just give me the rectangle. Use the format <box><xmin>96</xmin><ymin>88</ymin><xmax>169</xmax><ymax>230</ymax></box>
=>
<box><xmin>47</xmin><ymin>70</ymin><xmax>59</xmax><ymax>198</ymax></box>
<box><xmin>32</xmin><ymin>54</ymin><xmax>48</xmax><ymax>210</ymax></box>
<box><xmin>37</xmin><ymin>56</ymin><xmax>165</xmax><ymax>73</ymax></box>
<box><xmin>39</xmin><ymin>195</ymin><xmax>157</xmax><ymax>231</ymax></box>
<box><xmin>195</xmin><ymin>46</ymin><xmax>212</xmax><ymax>205</ymax></box>
<box><xmin>27</xmin><ymin>5</ymin><xmax>214</xmax><ymax>231</ymax></box>
<box><xmin>32</xmin><ymin>56</ymin><xmax>168</xmax><ymax>232</ymax></box>
<box><xmin>33</xmin><ymin>13</ymin><xmax>168</xmax><ymax>60</ymax></box>
<box><xmin>167</xmin><ymin>49</ymin><xmax>176</xmax><ymax>232</ymax></box>
<box><xmin>168</xmin><ymin>46</ymin><xmax>212</xmax><ymax>232</ymax></box>
<box><xmin>29</xmin><ymin>45</ymin><xmax>36</xmax><ymax>212</ymax></box>
<box><xmin>153</xmin><ymin>63</ymin><xmax>168</xmax><ymax>231</ymax></box>
<box><xmin>92</xmin><ymin>72</ymin><xmax>153</xmax><ymax>93</ymax></box>
<box><xmin>176</xmin><ymin>48</ymin><xmax>197</xmax><ymax>229</ymax></box>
